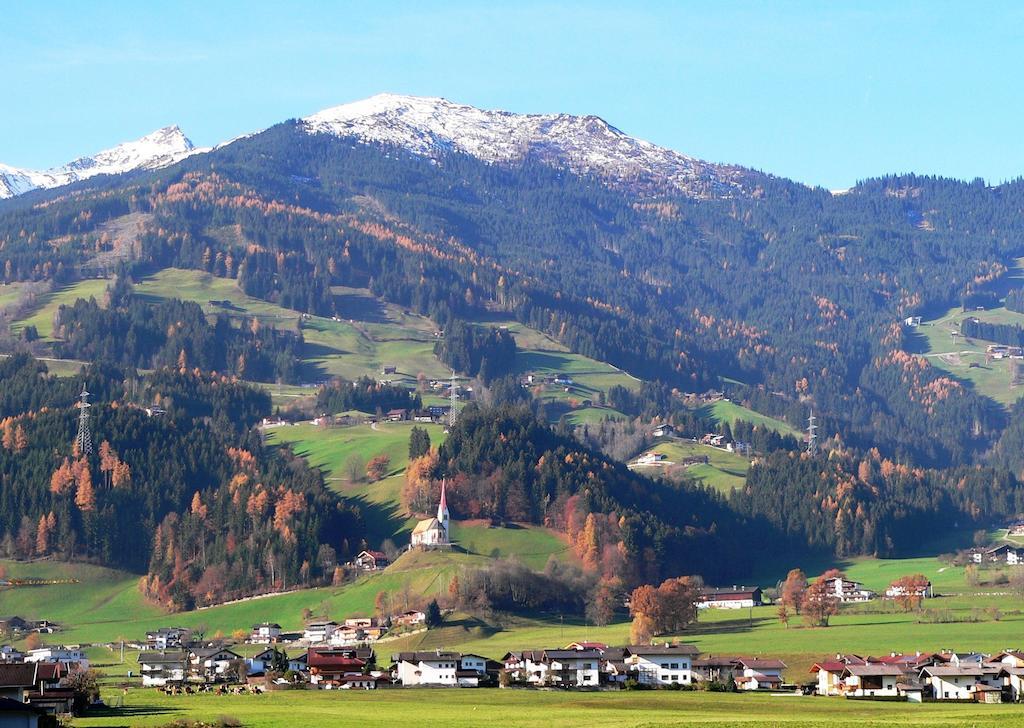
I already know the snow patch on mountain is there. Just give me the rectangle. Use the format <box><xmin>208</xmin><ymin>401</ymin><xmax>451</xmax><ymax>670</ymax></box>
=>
<box><xmin>0</xmin><ymin>126</ymin><xmax>204</xmax><ymax>199</ymax></box>
<box><xmin>302</xmin><ymin>93</ymin><xmax>757</xmax><ymax>198</ymax></box>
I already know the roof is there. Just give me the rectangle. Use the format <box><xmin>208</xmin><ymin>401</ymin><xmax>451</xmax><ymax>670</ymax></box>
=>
<box><xmin>0</xmin><ymin>663</ymin><xmax>36</xmax><ymax>687</ymax></box>
<box><xmin>734</xmin><ymin>658</ymin><xmax>787</xmax><ymax>669</ymax></box>
<box><xmin>252</xmin><ymin>622</ymin><xmax>281</xmax><ymax>629</ymax></box>
<box><xmin>0</xmin><ymin>696</ymin><xmax>44</xmax><ymax>715</ymax></box>
<box><xmin>544</xmin><ymin>649</ymin><xmax>602</xmax><ymax>660</ymax></box>
<box><xmin>626</xmin><ymin>644</ymin><xmax>701</xmax><ymax>656</ymax></box>
<box><xmin>700</xmin><ymin>586</ymin><xmax>762</xmax><ymax>598</ymax></box>
<box><xmin>190</xmin><ymin>647</ymin><xmax>242</xmax><ymax>659</ymax></box>
<box><xmin>843</xmin><ymin>665</ymin><xmax>905</xmax><ymax>677</ymax></box>
<box><xmin>393</xmin><ymin>651</ymin><xmax>460</xmax><ymax>662</ymax></box>
<box><xmin>810</xmin><ymin>661</ymin><xmax>847</xmax><ymax>673</ymax></box>
<box><xmin>921</xmin><ymin>666</ymin><xmax>985</xmax><ymax>677</ymax></box>
<box><xmin>412</xmin><ymin>517</ymin><xmax>441</xmax><ymax>534</ymax></box>
<box><xmin>34</xmin><ymin>662</ymin><xmax>64</xmax><ymax>680</ymax></box>
<box><xmin>744</xmin><ymin>671</ymin><xmax>782</xmax><ymax>682</ymax></box>
<box><xmin>358</xmin><ymin>550</ymin><xmax>388</xmax><ymax>560</ymax></box>
<box><xmin>305</xmin><ymin>621</ymin><xmax>339</xmax><ymax>628</ymax></box>
<box><xmin>138</xmin><ymin>650</ymin><xmax>188</xmax><ymax>665</ymax></box>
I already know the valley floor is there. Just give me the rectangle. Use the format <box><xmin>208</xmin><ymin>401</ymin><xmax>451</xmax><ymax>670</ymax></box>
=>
<box><xmin>72</xmin><ymin>686</ymin><xmax>1024</xmax><ymax>727</ymax></box>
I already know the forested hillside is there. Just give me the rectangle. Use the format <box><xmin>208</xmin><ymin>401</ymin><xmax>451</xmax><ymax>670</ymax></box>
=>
<box><xmin>5</xmin><ymin>115</ymin><xmax>1024</xmax><ymax>591</ymax></box>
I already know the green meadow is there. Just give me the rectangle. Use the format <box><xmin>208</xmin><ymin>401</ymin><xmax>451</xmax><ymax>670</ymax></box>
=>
<box><xmin>73</xmin><ymin>678</ymin><xmax>1024</xmax><ymax>727</ymax></box>
<box><xmin>701</xmin><ymin>399</ymin><xmax>801</xmax><ymax>439</ymax></box>
<box><xmin>631</xmin><ymin>439</ymin><xmax>749</xmax><ymax>494</ymax></box>
<box><xmin>10</xmin><ymin>277</ymin><xmax>110</xmax><ymax>339</ymax></box>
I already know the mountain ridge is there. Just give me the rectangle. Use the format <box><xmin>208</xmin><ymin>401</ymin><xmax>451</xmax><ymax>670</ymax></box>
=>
<box><xmin>0</xmin><ymin>125</ymin><xmax>201</xmax><ymax>199</ymax></box>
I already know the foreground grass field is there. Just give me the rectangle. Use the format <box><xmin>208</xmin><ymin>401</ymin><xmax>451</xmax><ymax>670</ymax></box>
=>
<box><xmin>74</xmin><ymin>684</ymin><xmax>1024</xmax><ymax>727</ymax></box>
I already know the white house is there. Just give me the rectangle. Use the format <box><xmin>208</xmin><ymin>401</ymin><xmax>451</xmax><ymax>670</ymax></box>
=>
<box><xmin>393</xmin><ymin>650</ymin><xmax>462</xmax><ymax>686</ymax></box>
<box><xmin>189</xmin><ymin>646</ymin><xmax>242</xmax><ymax>682</ymax></box>
<box><xmin>920</xmin><ymin>665</ymin><xmax>1000</xmax><ymax>699</ymax></box>
<box><xmin>698</xmin><ymin>587</ymin><xmax>763</xmax><ymax>610</ymax></box>
<box><xmin>624</xmin><ymin>644</ymin><xmax>700</xmax><ymax>686</ymax></box>
<box><xmin>304</xmin><ymin>621</ymin><xmax>339</xmax><ymax>644</ymax></box>
<box><xmin>138</xmin><ymin>651</ymin><xmax>189</xmax><ymax>687</ymax></box>
<box><xmin>24</xmin><ymin>647</ymin><xmax>88</xmax><ymax>669</ymax></box>
<box><xmin>733</xmin><ymin>658</ymin><xmax>787</xmax><ymax>690</ymax></box>
<box><xmin>884</xmin><ymin>581</ymin><xmax>933</xmax><ymax>600</ymax></box>
<box><xmin>825</xmin><ymin>577</ymin><xmax>876</xmax><ymax>603</ymax></box>
<box><xmin>145</xmin><ymin>627</ymin><xmax>190</xmax><ymax>650</ymax></box>
<box><xmin>502</xmin><ymin>650</ymin><xmax>549</xmax><ymax>685</ymax></box>
<box><xmin>839</xmin><ymin>665</ymin><xmax>903</xmax><ymax>697</ymax></box>
<box><xmin>0</xmin><ymin>646</ymin><xmax>24</xmax><ymax>664</ymax></box>
<box><xmin>250</xmin><ymin>622</ymin><xmax>282</xmax><ymax>643</ymax></box>
<box><xmin>456</xmin><ymin>653</ymin><xmax>489</xmax><ymax>687</ymax></box>
<box><xmin>410</xmin><ymin>481</ymin><xmax>450</xmax><ymax>548</ymax></box>
<box><xmin>542</xmin><ymin>649</ymin><xmax>601</xmax><ymax>687</ymax></box>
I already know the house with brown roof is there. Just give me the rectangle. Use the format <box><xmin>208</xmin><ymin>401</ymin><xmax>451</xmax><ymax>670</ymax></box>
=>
<box><xmin>839</xmin><ymin>664</ymin><xmax>904</xmax><ymax>697</ymax></box>
<box><xmin>0</xmin><ymin>663</ymin><xmax>38</xmax><ymax>701</ymax></box>
<box><xmin>354</xmin><ymin>550</ymin><xmax>390</xmax><ymax>570</ymax></box>
<box><xmin>732</xmin><ymin>658</ymin><xmax>787</xmax><ymax>690</ymax></box>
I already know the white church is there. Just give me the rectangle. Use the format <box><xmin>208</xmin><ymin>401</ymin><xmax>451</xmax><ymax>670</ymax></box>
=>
<box><xmin>410</xmin><ymin>479</ymin><xmax>451</xmax><ymax>549</ymax></box>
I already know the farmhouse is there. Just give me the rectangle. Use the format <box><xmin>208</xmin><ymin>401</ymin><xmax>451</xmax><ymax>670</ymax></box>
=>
<box><xmin>307</xmin><ymin>648</ymin><xmax>367</xmax><ymax>684</ymax></box>
<box><xmin>732</xmin><ymin>658</ymin><xmax>787</xmax><ymax>690</ymax></box>
<box><xmin>698</xmin><ymin>586</ymin><xmax>763</xmax><ymax>609</ymax></box>
<box><xmin>24</xmin><ymin>647</ymin><xmax>87</xmax><ymax>669</ymax></box>
<box><xmin>250</xmin><ymin>622</ymin><xmax>282</xmax><ymax>643</ymax></box>
<box><xmin>385</xmin><ymin>408</ymin><xmax>406</xmax><ymax>422</ymax></box>
<box><xmin>839</xmin><ymin>664</ymin><xmax>903</xmax><ymax>697</ymax></box>
<box><xmin>354</xmin><ymin>550</ymin><xmax>390</xmax><ymax>570</ymax></box>
<box><xmin>304</xmin><ymin>621</ymin><xmax>340</xmax><ymax>644</ymax></box>
<box><xmin>138</xmin><ymin>650</ymin><xmax>189</xmax><ymax>687</ymax></box>
<box><xmin>189</xmin><ymin>646</ymin><xmax>243</xmax><ymax>682</ymax></box>
<box><xmin>884</xmin><ymin>580</ymin><xmax>933</xmax><ymax>599</ymax></box>
<box><xmin>624</xmin><ymin>643</ymin><xmax>700</xmax><ymax>686</ymax></box>
<box><xmin>823</xmin><ymin>576</ymin><xmax>876</xmax><ymax>603</ymax></box>
<box><xmin>145</xmin><ymin>627</ymin><xmax>191</xmax><ymax>650</ymax></box>
<box><xmin>392</xmin><ymin>650</ymin><xmax>466</xmax><ymax>686</ymax></box>
<box><xmin>919</xmin><ymin>665</ymin><xmax>1001</xmax><ymax>700</ymax></box>
<box><xmin>984</xmin><ymin>544</ymin><xmax>1024</xmax><ymax>565</ymax></box>
<box><xmin>541</xmin><ymin>649</ymin><xmax>602</xmax><ymax>687</ymax></box>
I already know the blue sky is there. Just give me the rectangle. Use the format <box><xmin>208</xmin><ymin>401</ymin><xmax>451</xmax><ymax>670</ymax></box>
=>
<box><xmin>3</xmin><ymin>1</ymin><xmax>1023</xmax><ymax>189</ymax></box>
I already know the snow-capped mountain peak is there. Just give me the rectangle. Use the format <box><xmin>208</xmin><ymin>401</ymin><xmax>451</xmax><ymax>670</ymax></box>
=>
<box><xmin>0</xmin><ymin>125</ymin><xmax>202</xmax><ymax>199</ymax></box>
<box><xmin>301</xmin><ymin>93</ymin><xmax>756</xmax><ymax>197</ymax></box>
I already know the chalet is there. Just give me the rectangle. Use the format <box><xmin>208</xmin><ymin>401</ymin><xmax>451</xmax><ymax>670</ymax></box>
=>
<box><xmin>0</xmin><ymin>663</ymin><xmax>38</xmax><ymax>702</ymax></box>
<box><xmin>24</xmin><ymin>647</ymin><xmax>87</xmax><ymax>669</ymax></box>
<box><xmin>304</xmin><ymin>621</ymin><xmax>340</xmax><ymax>644</ymax></box>
<box><xmin>692</xmin><ymin>655</ymin><xmax>742</xmax><ymax>684</ymax></box>
<box><xmin>824</xmin><ymin>576</ymin><xmax>876</xmax><ymax>603</ymax></box>
<box><xmin>984</xmin><ymin>544</ymin><xmax>1024</xmax><ymax>565</ymax></box>
<box><xmin>456</xmin><ymin>653</ymin><xmax>489</xmax><ymax>687</ymax></box>
<box><xmin>1008</xmin><ymin>521</ymin><xmax>1024</xmax><ymax>537</ymax></box>
<box><xmin>0</xmin><ymin>697</ymin><xmax>45</xmax><ymax>728</ymax></box>
<box><xmin>396</xmin><ymin>610</ymin><xmax>426</xmax><ymax>626</ymax></box>
<box><xmin>145</xmin><ymin>627</ymin><xmax>191</xmax><ymax>650</ymax></box>
<box><xmin>189</xmin><ymin>646</ymin><xmax>243</xmax><ymax>682</ymax></box>
<box><xmin>354</xmin><ymin>550</ymin><xmax>390</xmax><ymax>571</ymax></box>
<box><xmin>810</xmin><ymin>660</ymin><xmax>849</xmax><ymax>696</ymax></box>
<box><xmin>250</xmin><ymin>622</ymin><xmax>282</xmax><ymax>643</ymax></box>
<box><xmin>247</xmin><ymin>647</ymin><xmax>282</xmax><ymax>674</ymax></box>
<box><xmin>385</xmin><ymin>408</ymin><xmax>406</xmax><ymax>422</ymax></box>
<box><xmin>0</xmin><ymin>617</ymin><xmax>30</xmax><ymax>634</ymax></box>
<box><xmin>25</xmin><ymin>662</ymin><xmax>75</xmax><ymax>716</ymax></box>
<box><xmin>903</xmin><ymin>316</ymin><xmax>922</xmax><ymax>327</ymax></box>
<box><xmin>288</xmin><ymin>652</ymin><xmax>308</xmax><ymax>673</ymax></box>
<box><xmin>634</xmin><ymin>451</ymin><xmax>668</xmax><ymax>466</ymax></box>
<box><xmin>340</xmin><ymin>674</ymin><xmax>390</xmax><ymax>689</ymax></box>
<box><xmin>919</xmin><ymin>665</ymin><xmax>1001</xmax><ymax>700</ymax></box>
<box><xmin>838</xmin><ymin>664</ymin><xmax>903</xmax><ymax>697</ymax></box>
<box><xmin>624</xmin><ymin>643</ymin><xmax>700</xmax><ymax>686</ymax></box>
<box><xmin>884</xmin><ymin>580</ymin><xmax>933</xmax><ymax>600</ymax></box>
<box><xmin>999</xmin><ymin>666</ymin><xmax>1024</xmax><ymax>701</ymax></box>
<box><xmin>732</xmin><ymin>658</ymin><xmax>786</xmax><ymax>690</ymax></box>
<box><xmin>542</xmin><ymin>649</ymin><xmax>602</xmax><ymax>687</ymax></box>
<box><xmin>652</xmin><ymin>424</ymin><xmax>675</xmax><ymax>438</ymax></box>
<box><xmin>412</xmin><ymin>410</ymin><xmax>435</xmax><ymax>423</ymax></box>
<box><xmin>393</xmin><ymin>650</ymin><xmax>463</xmax><ymax>686</ymax></box>
<box><xmin>502</xmin><ymin>650</ymin><xmax>549</xmax><ymax>685</ymax></box>
<box><xmin>698</xmin><ymin>586</ymin><xmax>763</xmax><ymax>610</ymax></box>
<box><xmin>138</xmin><ymin>650</ymin><xmax>189</xmax><ymax>687</ymax></box>
<box><xmin>553</xmin><ymin>375</ymin><xmax>574</xmax><ymax>386</ymax></box>
<box><xmin>307</xmin><ymin>648</ymin><xmax>366</xmax><ymax>684</ymax></box>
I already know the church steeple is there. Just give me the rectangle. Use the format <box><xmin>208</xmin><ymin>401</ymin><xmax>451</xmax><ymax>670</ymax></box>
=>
<box><xmin>437</xmin><ymin>478</ymin><xmax>450</xmax><ymax>540</ymax></box>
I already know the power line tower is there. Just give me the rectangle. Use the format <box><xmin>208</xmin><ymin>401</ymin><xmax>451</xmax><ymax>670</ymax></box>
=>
<box><xmin>449</xmin><ymin>371</ymin><xmax>458</xmax><ymax>429</ymax></box>
<box><xmin>75</xmin><ymin>386</ymin><xmax>93</xmax><ymax>457</ymax></box>
<box><xmin>806</xmin><ymin>408</ymin><xmax>818</xmax><ymax>455</ymax></box>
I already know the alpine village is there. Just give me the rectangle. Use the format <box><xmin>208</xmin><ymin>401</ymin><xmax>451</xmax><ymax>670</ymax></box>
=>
<box><xmin>9</xmin><ymin>8</ymin><xmax>1024</xmax><ymax>727</ymax></box>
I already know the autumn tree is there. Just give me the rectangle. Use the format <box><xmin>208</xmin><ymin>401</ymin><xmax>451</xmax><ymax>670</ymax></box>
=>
<box><xmin>50</xmin><ymin>458</ymin><xmax>74</xmax><ymax>494</ymax></box>
<box><xmin>402</xmin><ymin>450</ymin><xmax>439</xmax><ymax>514</ymax></box>
<box><xmin>890</xmin><ymin>573</ymin><xmax>930</xmax><ymax>612</ymax></box>
<box><xmin>802</xmin><ymin>574</ymin><xmax>840</xmax><ymax>627</ymax></box>
<box><xmin>13</xmin><ymin>425</ymin><xmax>27</xmax><ymax>453</ymax></box>
<box><xmin>35</xmin><ymin>513</ymin><xmax>50</xmax><ymax>555</ymax></box>
<box><xmin>367</xmin><ymin>454</ymin><xmax>391</xmax><ymax>482</ymax></box>
<box><xmin>776</xmin><ymin>603</ymin><xmax>790</xmax><ymax>628</ymax></box>
<box><xmin>780</xmin><ymin>568</ymin><xmax>808</xmax><ymax>614</ymax></box>
<box><xmin>74</xmin><ymin>463</ymin><xmax>96</xmax><ymax>512</ymax></box>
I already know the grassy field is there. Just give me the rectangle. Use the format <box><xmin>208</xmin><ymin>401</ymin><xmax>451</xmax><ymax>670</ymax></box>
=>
<box><xmin>699</xmin><ymin>400</ymin><xmax>801</xmax><ymax>439</ymax></box>
<box><xmin>10</xmin><ymin>278</ymin><xmax>110</xmax><ymax>339</ymax></box>
<box><xmin>72</xmin><ymin>686</ymin><xmax>1024</xmax><ymax>727</ymax></box>
<box><xmin>0</xmin><ymin>281</ymin><xmax>25</xmax><ymax>309</ymax></box>
<box><xmin>631</xmin><ymin>440</ymin><xmax>749</xmax><ymax>494</ymax></box>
